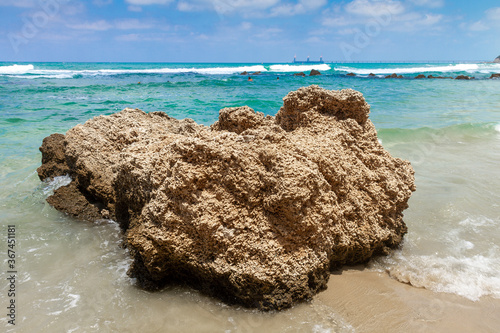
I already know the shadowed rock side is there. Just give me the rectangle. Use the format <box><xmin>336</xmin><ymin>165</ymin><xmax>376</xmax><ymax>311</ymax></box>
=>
<box><xmin>38</xmin><ymin>85</ymin><xmax>415</xmax><ymax>311</ymax></box>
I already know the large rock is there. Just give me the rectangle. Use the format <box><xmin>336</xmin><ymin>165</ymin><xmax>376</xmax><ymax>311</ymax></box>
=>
<box><xmin>493</xmin><ymin>56</ymin><xmax>500</xmax><ymax>63</ymax></box>
<box><xmin>38</xmin><ymin>85</ymin><xmax>415</xmax><ymax>311</ymax></box>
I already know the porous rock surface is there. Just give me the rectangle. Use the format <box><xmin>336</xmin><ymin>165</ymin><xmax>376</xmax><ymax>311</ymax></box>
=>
<box><xmin>37</xmin><ymin>85</ymin><xmax>415</xmax><ymax>310</ymax></box>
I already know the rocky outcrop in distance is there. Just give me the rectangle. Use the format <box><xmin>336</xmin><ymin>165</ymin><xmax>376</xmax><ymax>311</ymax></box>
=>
<box><xmin>38</xmin><ymin>85</ymin><xmax>416</xmax><ymax>311</ymax></box>
<box><xmin>455</xmin><ymin>75</ymin><xmax>474</xmax><ymax>80</ymax></box>
<box><xmin>385</xmin><ymin>73</ymin><xmax>403</xmax><ymax>78</ymax></box>
<box><xmin>309</xmin><ymin>69</ymin><xmax>321</xmax><ymax>76</ymax></box>
<box><xmin>493</xmin><ymin>56</ymin><xmax>500</xmax><ymax>63</ymax></box>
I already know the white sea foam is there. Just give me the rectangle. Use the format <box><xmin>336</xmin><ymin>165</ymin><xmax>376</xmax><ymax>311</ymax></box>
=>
<box><xmin>270</xmin><ymin>64</ymin><xmax>331</xmax><ymax>72</ymax></box>
<box><xmin>459</xmin><ymin>216</ymin><xmax>496</xmax><ymax>229</ymax></box>
<box><xmin>312</xmin><ymin>324</ymin><xmax>333</xmax><ymax>333</ymax></box>
<box><xmin>43</xmin><ymin>175</ymin><xmax>72</xmax><ymax>196</ymax></box>
<box><xmin>0</xmin><ymin>64</ymin><xmax>34</xmax><ymax>74</ymax></box>
<box><xmin>384</xmin><ymin>253</ymin><xmax>500</xmax><ymax>301</ymax></box>
<box><xmin>2</xmin><ymin>65</ymin><xmax>268</xmax><ymax>78</ymax></box>
<box><xmin>495</xmin><ymin>123</ymin><xmax>500</xmax><ymax>134</ymax></box>
<box><xmin>66</xmin><ymin>293</ymin><xmax>81</xmax><ymax>310</ymax></box>
<box><xmin>335</xmin><ymin>63</ymin><xmax>500</xmax><ymax>75</ymax></box>
<box><xmin>376</xmin><ymin>211</ymin><xmax>500</xmax><ymax>301</ymax></box>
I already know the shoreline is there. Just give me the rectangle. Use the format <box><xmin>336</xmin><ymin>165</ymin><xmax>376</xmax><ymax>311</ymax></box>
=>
<box><xmin>317</xmin><ymin>267</ymin><xmax>500</xmax><ymax>333</ymax></box>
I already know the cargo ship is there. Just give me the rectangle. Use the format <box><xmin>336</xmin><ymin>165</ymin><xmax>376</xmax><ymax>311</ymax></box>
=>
<box><xmin>292</xmin><ymin>55</ymin><xmax>324</xmax><ymax>64</ymax></box>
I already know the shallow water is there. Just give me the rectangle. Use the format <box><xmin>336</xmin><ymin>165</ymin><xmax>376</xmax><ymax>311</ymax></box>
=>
<box><xmin>1</xmin><ymin>62</ymin><xmax>499</xmax><ymax>332</ymax></box>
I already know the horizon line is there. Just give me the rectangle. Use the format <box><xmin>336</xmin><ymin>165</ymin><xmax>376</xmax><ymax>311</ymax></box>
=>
<box><xmin>0</xmin><ymin>59</ymin><xmax>492</xmax><ymax>64</ymax></box>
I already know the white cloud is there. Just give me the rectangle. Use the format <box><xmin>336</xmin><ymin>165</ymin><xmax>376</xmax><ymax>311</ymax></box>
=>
<box><xmin>469</xmin><ymin>20</ymin><xmax>489</xmax><ymax>32</ymax></box>
<box><xmin>485</xmin><ymin>7</ymin><xmax>500</xmax><ymax>20</ymax></box>
<box><xmin>322</xmin><ymin>15</ymin><xmax>353</xmax><ymax>27</ymax></box>
<box><xmin>177</xmin><ymin>1</ymin><xmax>197</xmax><ymax>11</ymax></box>
<box><xmin>115</xmin><ymin>33</ymin><xmax>168</xmax><ymax>41</ymax></box>
<box><xmin>127</xmin><ymin>5</ymin><xmax>143</xmax><ymax>11</ymax></box>
<box><xmin>392</xmin><ymin>12</ymin><xmax>442</xmax><ymax>31</ymax></box>
<box><xmin>270</xmin><ymin>0</ymin><xmax>327</xmax><ymax>16</ymax></box>
<box><xmin>61</xmin><ymin>2</ymin><xmax>86</xmax><ymax>16</ymax></box>
<box><xmin>322</xmin><ymin>0</ymin><xmax>443</xmax><ymax>32</ymax></box>
<box><xmin>253</xmin><ymin>27</ymin><xmax>283</xmax><ymax>39</ymax></box>
<box><xmin>177</xmin><ymin>0</ymin><xmax>280</xmax><ymax>14</ymax></box>
<box><xmin>67</xmin><ymin>19</ymin><xmax>156</xmax><ymax>31</ymax></box>
<box><xmin>116</xmin><ymin>33</ymin><xmax>141</xmax><ymax>41</ymax></box>
<box><xmin>93</xmin><ymin>0</ymin><xmax>113</xmax><ymax>6</ymax></box>
<box><xmin>336</xmin><ymin>28</ymin><xmax>360</xmax><ymax>35</ymax></box>
<box><xmin>115</xmin><ymin>18</ymin><xmax>154</xmax><ymax>30</ymax></box>
<box><xmin>304</xmin><ymin>36</ymin><xmax>322</xmax><ymax>43</ymax></box>
<box><xmin>345</xmin><ymin>0</ymin><xmax>405</xmax><ymax>17</ymax></box>
<box><xmin>0</xmin><ymin>0</ymin><xmax>37</xmax><ymax>8</ymax></box>
<box><xmin>125</xmin><ymin>0</ymin><xmax>173</xmax><ymax>4</ymax></box>
<box><xmin>408</xmin><ymin>0</ymin><xmax>444</xmax><ymax>8</ymax></box>
<box><xmin>466</xmin><ymin>7</ymin><xmax>500</xmax><ymax>32</ymax></box>
<box><xmin>240</xmin><ymin>21</ymin><xmax>252</xmax><ymax>30</ymax></box>
<box><xmin>67</xmin><ymin>20</ymin><xmax>113</xmax><ymax>31</ymax></box>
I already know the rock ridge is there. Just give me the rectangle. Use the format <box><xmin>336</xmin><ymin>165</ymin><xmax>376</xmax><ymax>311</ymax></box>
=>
<box><xmin>38</xmin><ymin>85</ymin><xmax>415</xmax><ymax>311</ymax></box>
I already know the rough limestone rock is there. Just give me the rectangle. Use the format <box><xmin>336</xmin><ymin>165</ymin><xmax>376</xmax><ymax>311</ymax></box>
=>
<box><xmin>309</xmin><ymin>69</ymin><xmax>321</xmax><ymax>76</ymax></box>
<box><xmin>490</xmin><ymin>73</ymin><xmax>500</xmax><ymax>79</ymax></box>
<box><xmin>38</xmin><ymin>85</ymin><xmax>415</xmax><ymax>311</ymax></box>
<box><xmin>385</xmin><ymin>73</ymin><xmax>398</xmax><ymax>78</ymax></box>
<box><xmin>37</xmin><ymin>133</ymin><xmax>70</xmax><ymax>180</ymax></box>
<box><xmin>346</xmin><ymin>72</ymin><xmax>356</xmax><ymax>76</ymax></box>
<box><xmin>415</xmin><ymin>74</ymin><xmax>426</xmax><ymax>79</ymax></box>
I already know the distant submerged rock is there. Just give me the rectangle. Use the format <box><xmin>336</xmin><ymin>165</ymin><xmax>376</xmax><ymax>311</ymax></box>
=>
<box><xmin>38</xmin><ymin>85</ymin><xmax>415</xmax><ymax>311</ymax></box>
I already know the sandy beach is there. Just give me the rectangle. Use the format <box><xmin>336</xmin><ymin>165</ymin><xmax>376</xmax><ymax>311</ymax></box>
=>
<box><xmin>319</xmin><ymin>267</ymin><xmax>500</xmax><ymax>333</ymax></box>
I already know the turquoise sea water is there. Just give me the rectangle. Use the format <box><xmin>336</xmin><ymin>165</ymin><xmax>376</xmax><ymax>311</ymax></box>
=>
<box><xmin>1</xmin><ymin>62</ymin><xmax>500</xmax><ymax>331</ymax></box>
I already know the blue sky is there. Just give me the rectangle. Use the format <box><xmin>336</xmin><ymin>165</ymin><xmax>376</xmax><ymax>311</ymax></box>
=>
<box><xmin>1</xmin><ymin>0</ymin><xmax>499</xmax><ymax>62</ymax></box>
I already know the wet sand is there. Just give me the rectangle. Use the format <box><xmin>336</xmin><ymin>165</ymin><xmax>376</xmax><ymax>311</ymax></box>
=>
<box><xmin>318</xmin><ymin>267</ymin><xmax>500</xmax><ymax>333</ymax></box>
